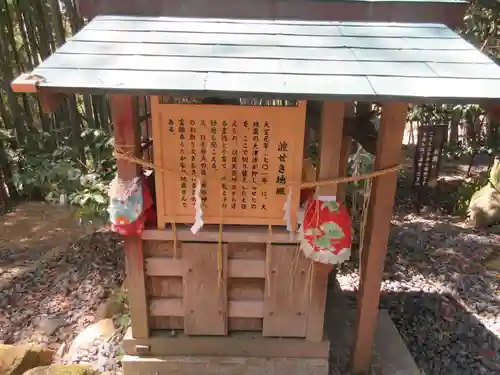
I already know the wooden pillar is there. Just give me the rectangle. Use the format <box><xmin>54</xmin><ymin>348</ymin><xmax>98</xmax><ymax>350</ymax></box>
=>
<box><xmin>305</xmin><ymin>101</ymin><xmax>345</xmax><ymax>342</ymax></box>
<box><xmin>110</xmin><ymin>94</ymin><xmax>150</xmax><ymax>338</ymax></box>
<box><xmin>337</xmin><ymin>102</ymin><xmax>355</xmax><ymax>203</ymax></box>
<box><xmin>351</xmin><ymin>102</ymin><xmax>407</xmax><ymax>374</ymax></box>
<box><xmin>487</xmin><ymin>104</ymin><xmax>500</xmax><ymax>124</ymax></box>
<box><xmin>337</xmin><ymin>136</ymin><xmax>351</xmax><ymax>203</ymax></box>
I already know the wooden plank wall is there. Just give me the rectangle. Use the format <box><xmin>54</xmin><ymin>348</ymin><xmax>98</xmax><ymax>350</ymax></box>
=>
<box><xmin>144</xmin><ymin>240</ymin><xmax>329</xmax><ymax>339</ymax></box>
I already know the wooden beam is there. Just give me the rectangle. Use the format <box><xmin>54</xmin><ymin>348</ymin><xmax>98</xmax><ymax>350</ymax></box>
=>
<box><xmin>305</xmin><ymin>101</ymin><xmax>345</xmax><ymax>342</ymax></box>
<box><xmin>110</xmin><ymin>94</ymin><xmax>150</xmax><ymax>338</ymax></box>
<box><xmin>316</xmin><ymin>101</ymin><xmax>345</xmax><ymax>197</ymax></box>
<box><xmin>142</xmin><ymin>225</ymin><xmax>298</xmax><ymax>243</ymax></box>
<box><xmin>146</xmin><ymin>257</ymin><xmax>265</xmax><ymax>278</ymax></box>
<box><xmin>38</xmin><ymin>92</ymin><xmax>66</xmax><ymax>113</ymax></box>
<box><xmin>123</xmin><ymin>328</ymin><xmax>329</xmax><ymax>359</ymax></box>
<box><xmin>351</xmin><ymin>102</ymin><xmax>407</xmax><ymax>374</ymax></box>
<box><xmin>150</xmin><ymin>298</ymin><xmax>263</xmax><ymax>319</ymax></box>
<box><xmin>11</xmin><ymin>73</ymin><xmax>43</xmax><ymax>93</ymax></box>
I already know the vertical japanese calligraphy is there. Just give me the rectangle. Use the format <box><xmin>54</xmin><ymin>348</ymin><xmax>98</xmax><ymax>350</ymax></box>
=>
<box><xmin>413</xmin><ymin>125</ymin><xmax>447</xmax><ymax>189</ymax></box>
<box><xmin>251</xmin><ymin>121</ymin><xmax>260</xmax><ymax>210</ymax></box>
<box><xmin>261</xmin><ymin>121</ymin><xmax>270</xmax><ymax>211</ymax></box>
<box><xmin>178</xmin><ymin>118</ymin><xmax>188</xmax><ymax>208</ymax></box>
<box><xmin>231</xmin><ymin>121</ymin><xmax>238</xmax><ymax>211</ymax></box>
<box><xmin>210</xmin><ymin>120</ymin><xmax>217</xmax><ymax>171</ymax></box>
<box><xmin>221</xmin><ymin>120</ymin><xmax>229</xmax><ymax>209</ymax></box>
<box><xmin>200</xmin><ymin>121</ymin><xmax>208</xmax><ymax>207</ymax></box>
<box><xmin>276</xmin><ymin>141</ymin><xmax>288</xmax><ymax>196</ymax></box>
<box><xmin>241</xmin><ymin>130</ymin><xmax>248</xmax><ymax>211</ymax></box>
<box><xmin>189</xmin><ymin>120</ymin><xmax>197</xmax><ymax>206</ymax></box>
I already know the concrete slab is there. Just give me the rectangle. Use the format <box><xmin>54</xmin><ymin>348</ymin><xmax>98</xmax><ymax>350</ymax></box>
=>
<box><xmin>122</xmin><ymin>309</ymin><xmax>419</xmax><ymax>375</ymax></box>
<box><xmin>122</xmin><ymin>356</ymin><xmax>328</xmax><ymax>375</ymax></box>
<box><xmin>329</xmin><ymin>309</ymin><xmax>421</xmax><ymax>375</ymax></box>
<box><xmin>374</xmin><ymin>310</ymin><xmax>422</xmax><ymax>375</ymax></box>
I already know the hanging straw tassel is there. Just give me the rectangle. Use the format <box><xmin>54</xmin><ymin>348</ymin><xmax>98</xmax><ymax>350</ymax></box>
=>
<box><xmin>307</xmin><ymin>262</ymin><xmax>315</xmax><ymax>305</ymax></box>
<box><xmin>287</xmin><ymin>243</ymin><xmax>301</xmax><ymax>301</ymax></box>
<box><xmin>304</xmin><ymin>261</ymin><xmax>315</xmax><ymax>300</ymax></box>
<box><xmin>266</xmin><ymin>224</ymin><xmax>272</xmax><ymax>297</ymax></box>
<box><xmin>171</xmin><ymin>221</ymin><xmax>178</xmax><ymax>259</ymax></box>
<box><xmin>358</xmin><ymin>177</ymin><xmax>373</xmax><ymax>275</ymax></box>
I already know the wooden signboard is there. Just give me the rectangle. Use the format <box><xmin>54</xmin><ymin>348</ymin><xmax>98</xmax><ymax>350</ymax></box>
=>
<box><xmin>413</xmin><ymin>124</ymin><xmax>447</xmax><ymax>189</ymax></box>
<box><xmin>412</xmin><ymin>124</ymin><xmax>447</xmax><ymax>212</ymax></box>
<box><xmin>151</xmin><ymin>97</ymin><xmax>306</xmax><ymax>229</ymax></box>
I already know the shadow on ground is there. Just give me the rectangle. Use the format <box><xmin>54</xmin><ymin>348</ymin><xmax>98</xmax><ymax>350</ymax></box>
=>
<box><xmin>326</xmin><ymin>283</ymin><xmax>500</xmax><ymax>375</ymax></box>
<box><xmin>0</xmin><ymin>231</ymin><xmax>124</xmax><ymax>347</ymax></box>
<box><xmin>335</xmin><ymin>166</ymin><xmax>500</xmax><ymax>374</ymax></box>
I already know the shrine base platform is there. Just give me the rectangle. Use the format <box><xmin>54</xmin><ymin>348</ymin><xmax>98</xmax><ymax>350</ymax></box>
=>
<box><xmin>122</xmin><ymin>310</ymin><xmax>419</xmax><ymax>375</ymax></box>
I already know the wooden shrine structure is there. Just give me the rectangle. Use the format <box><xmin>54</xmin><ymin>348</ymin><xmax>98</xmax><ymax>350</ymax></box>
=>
<box><xmin>10</xmin><ymin>6</ymin><xmax>500</xmax><ymax>375</ymax></box>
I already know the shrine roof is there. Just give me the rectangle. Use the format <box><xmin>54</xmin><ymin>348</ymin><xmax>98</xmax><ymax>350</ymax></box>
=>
<box><xmin>16</xmin><ymin>15</ymin><xmax>500</xmax><ymax>104</ymax></box>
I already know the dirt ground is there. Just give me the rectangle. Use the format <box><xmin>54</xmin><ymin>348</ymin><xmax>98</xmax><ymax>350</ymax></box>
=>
<box><xmin>0</xmin><ymin>201</ymin><xmax>123</xmax><ymax>350</ymax></box>
<box><xmin>0</xmin><ymin>202</ymin><xmax>104</xmax><ymax>290</ymax></box>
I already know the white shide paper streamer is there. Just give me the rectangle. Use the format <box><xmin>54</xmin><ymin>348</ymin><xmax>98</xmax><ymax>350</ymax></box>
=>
<box><xmin>282</xmin><ymin>189</ymin><xmax>293</xmax><ymax>232</ymax></box>
<box><xmin>190</xmin><ymin>178</ymin><xmax>204</xmax><ymax>234</ymax></box>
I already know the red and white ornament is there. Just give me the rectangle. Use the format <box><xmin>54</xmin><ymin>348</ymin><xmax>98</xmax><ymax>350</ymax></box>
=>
<box><xmin>298</xmin><ymin>196</ymin><xmax>352</xmax><ymax>265</ymax></box>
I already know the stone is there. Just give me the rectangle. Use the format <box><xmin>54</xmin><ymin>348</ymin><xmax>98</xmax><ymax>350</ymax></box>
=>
<box><xmin>467</xmin><ymin>185</ymin><xmax>500</xmax><ymax>228</ymax></box>
<box><xmin>53</xmin><ymin>343</ymin><xmax>67</xmax><ymax>363</ymax></box>
<box><xmin>23</xmin><ymin>364</ymin><xmax>102</xmax><ymax>375</ymax></box>
<box><xmin>0</xmin><ymin>344</ymin><xmax>54</xmax><ymax>375</ymax></box>
<box><xmin>38</xmin><ymin>317</ymin><xmax>65</xmax><ymax>336</ymax></box>
<box><xmin>94</xmin><ymin>296</ymin><xmax>126</xmax><ymax>320</ymax></box>
<box><xmin>486</xmin><ymin>255</ymin><xmax>500</xmax><ymax>272</ymax></box>
<box><xmin>66</xmin><ymin>319</ymin><xmax>116</xmax><ymax>362</ymax></box>
<box><xmin>468</xmin><ymin>156</ymin><xmax>500</xmax><ymax>228</ymax></box>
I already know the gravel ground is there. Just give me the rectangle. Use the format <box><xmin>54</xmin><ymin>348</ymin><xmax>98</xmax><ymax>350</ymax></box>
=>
<box><xmin>338</xmin><ymin>174</ymin><xmax>500</xmax><ymax>375</ymax></box>
<box><xmin>57</xmin><ymin>323</ymin><xmax>127</xmax><ymax>374</ymax></box>
<box><xmin>1</xmin><ymin>170</ymin><xmax>499</xmax><ymax>375</ymax></box>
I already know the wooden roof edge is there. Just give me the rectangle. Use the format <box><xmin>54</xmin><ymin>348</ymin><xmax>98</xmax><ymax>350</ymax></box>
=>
<box><xmin>11</xmin><ymin>73</ymin><xmax>66</xmax><ymax>113</ymax></box>
<box><xmin>20</xmin><ymin>84</ymin><xmax>500</xmax><ymax>106</ymax></box>
<box><xmin>10</xmin><ymin>73</ymin><xmax>46</xmax><ymax>93</ymax></box>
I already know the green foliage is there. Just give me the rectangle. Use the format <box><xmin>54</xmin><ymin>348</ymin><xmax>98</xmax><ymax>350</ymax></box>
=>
<box><xmin>409</xmin><ymin>2</ymin><xmax>500</xmax><ymax>159</ymax></box>
<box><xmin>114</xmin><ymin>289</ymin><xmax>131</xmax><ymax>330</ymax></box>
<box><xmin>347</xmin><ymin>145</ymin><xmax>374</xmax><ymax>197</ymax></box>
<box><xmin>449</xmin><ymin>177</ymin><xmax>485</xmax><ymax>216</ymax></box>
<box><xmin>16</xmin><ymin>129</ymin><xmax>115</xmax><ymax>221</ymax></box>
